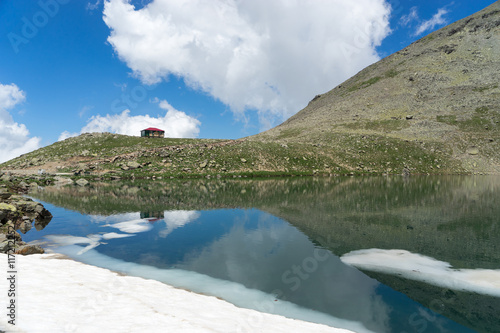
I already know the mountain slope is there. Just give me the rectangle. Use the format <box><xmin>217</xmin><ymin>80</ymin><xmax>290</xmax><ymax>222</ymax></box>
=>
<box><xmin>254</xmin><ymin>2</ymin><xmax>500</xmax><ymax>174</ymax></box>
<box><xmin>1</xmin><ymin>3</ymin><xmax>499</xmax><ymax>177</ymax></box>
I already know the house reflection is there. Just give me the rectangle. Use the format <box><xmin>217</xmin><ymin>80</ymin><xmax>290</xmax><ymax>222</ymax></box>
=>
<box><xmin>140</xmin><ymin>211</ymin><xmax>164</xmax><ymax>222</ymax></box>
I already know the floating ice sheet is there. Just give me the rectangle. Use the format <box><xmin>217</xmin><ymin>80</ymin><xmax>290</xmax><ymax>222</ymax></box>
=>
<box><xmin>341</xmin><ymin>249</ymin><xmax>500</xmax><ymax>297</ymax></box>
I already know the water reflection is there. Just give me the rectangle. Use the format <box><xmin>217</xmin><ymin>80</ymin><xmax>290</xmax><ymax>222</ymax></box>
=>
<box><xmin>27</xmin><ymin>207</ymin><xmax>471</xmax><ymax>333</ymax></box>
<box><xmin>24</xmin><ymin>175</ymin><xmax>500</xmax><ymax>332</ymax></box>
<box><xmin>173</xmin><ymin>212</ymin><xmax>393</xmax><ymax>332</ymax></box>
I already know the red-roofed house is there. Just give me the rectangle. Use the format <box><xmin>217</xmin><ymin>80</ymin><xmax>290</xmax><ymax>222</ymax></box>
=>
<box><xmin>141</xmin><ymin>127</ymin><xmax>165</xmax><ymax>138</ymax></box>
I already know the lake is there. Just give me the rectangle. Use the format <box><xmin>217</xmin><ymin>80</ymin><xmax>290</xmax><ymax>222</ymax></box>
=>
<box><xmin>22</xmin><ymin>175</ymin><xmax>500</xmax><ymax>333</ymax></box>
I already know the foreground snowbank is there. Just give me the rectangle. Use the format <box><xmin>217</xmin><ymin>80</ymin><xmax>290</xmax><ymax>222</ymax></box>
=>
<box><xmin>0</xmin><ymin>253</ymin><xmax>354</xmax><ymax>333</ymax></box>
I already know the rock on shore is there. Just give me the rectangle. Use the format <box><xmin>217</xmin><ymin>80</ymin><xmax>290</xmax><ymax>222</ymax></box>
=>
<box><xmin>0</xmin><ymin>184</ymin><xmax>52</xmax><ymax>255</ymax></box>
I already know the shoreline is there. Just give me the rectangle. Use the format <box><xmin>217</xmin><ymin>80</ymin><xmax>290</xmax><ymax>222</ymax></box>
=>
<box><xmin>0</xmin><ymin>184</ymin><xmax>52</xmax><ymax>256</ymax></box>
<box><xmin>0</xmin><ymin>252</ymin><xmax>356</xmax><ymax>333</ymax></box>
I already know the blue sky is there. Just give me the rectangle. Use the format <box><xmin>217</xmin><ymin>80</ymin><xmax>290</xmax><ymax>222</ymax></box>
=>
<box><xmin>0</xmin><ymin>0</ymin><xmax>496</xmax><ymax>162</ymax></box>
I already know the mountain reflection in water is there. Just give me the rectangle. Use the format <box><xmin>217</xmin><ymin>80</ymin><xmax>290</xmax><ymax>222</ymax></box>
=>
<box><xmin>25</xmin><ymin>175</ymin><xmax>500</xmax><ymax>333</ymax></box>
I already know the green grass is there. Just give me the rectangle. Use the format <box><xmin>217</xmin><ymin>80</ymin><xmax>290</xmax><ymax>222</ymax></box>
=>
<box><xmin>343</xmin><ymin>120</ymin><xmax>410</xmax><ymax>132</ymax></box>
<box><xmin>436</xmin><ymin>115</ymin><xmax>458</xmax><ymax>125</ymax></box>
<box><xmin>384</xmin><ymin>69</ymin><xmax>399</xmax><ymax>78</ymax></box>
<box><xmin>475</xmin><ymin>106</ymin><xmax>489</xmax><ymax>114</ymax></box>
<box><xmin>473</xmin><ymin>84</ymin><xmax>498</xmax><ymax>93</ymax></box>
<box><xmin>436</xmin><ymin>108</ymin><xmax>499</xmax><ymax>133</ymax></box>
<box><xmin>348</xmin><ymin>76</ymin><xmax>382</xmax><ymax>92</ymax></box>
<box><xmin>276</xmin><ymin>128</ymin><xmax>304</xmax><ymax>140</ymax></box>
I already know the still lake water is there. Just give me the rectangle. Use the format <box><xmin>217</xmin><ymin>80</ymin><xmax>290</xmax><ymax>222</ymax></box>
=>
<box><xmin>23</xmin><ymin>175</ymin><xmax>500</xmax><ymax>333</ymax></box>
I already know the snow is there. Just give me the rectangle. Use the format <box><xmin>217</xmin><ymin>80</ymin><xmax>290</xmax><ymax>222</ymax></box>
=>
<box><xmin>0</xmin><ymin>253</ymin><xmax>356</xmax><ymax>333</ymax></box>
<box><xmin>341</xmin><ymin>248</ymin><xmax>500</xmax><ymax>297</ymax></box>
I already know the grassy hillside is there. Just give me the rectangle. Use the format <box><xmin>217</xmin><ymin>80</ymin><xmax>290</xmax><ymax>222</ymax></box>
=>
<box><xmin>1</xmin><ymin>3</ymin><xmax>499</xmax><ymax>177</ymax></box>
<box><xmin>1</xmin><ymin>130</ymin><xmax>459</xmax><ymax>179</ymax></box>
<box><xmin>0</xmin><ymin>132</ymin><xmax>359</xmax><ymax>179</ymax></box>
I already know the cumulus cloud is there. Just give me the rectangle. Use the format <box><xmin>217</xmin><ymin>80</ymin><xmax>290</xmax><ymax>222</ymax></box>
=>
<box><xmin>103</xmin><ymin>0</ymin><xmax>391</xmax><ymax>128</ymax></box>
<box><xmin>415</xmin><ymin>7</ymin><xmax>449</xmax><ymax>36</ymax></box>
<box><xmin>59</xmin><ymin>100</ymin><xmax>200</xmax><ymax>140</ymax></box>
<box><xmin>0</xmin><ymin>83</ymin><xmax>25</xmax><ymax>109</ymax></box>
<box><xmin>0</xmin><ymin>83</ymin><xmax>41</xmax><ymax>163</ymax></box>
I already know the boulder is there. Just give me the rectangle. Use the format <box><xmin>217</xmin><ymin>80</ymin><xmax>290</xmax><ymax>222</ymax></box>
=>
<box><xmin>127</xmin><ymin>161</ymin><xmax>141</xmax><ymax>169</ymax></box>
<box><xmin>466</xmin><ymin>147</ymin><xmax>479</xmax><ymax>155</ymax></box>
<box><xmin>19</xmin><ymin>220</ymin><xmax>32</xmax><ymax>234</ymax></box>
<box><xmin>0</xmin><ymin>188</ymin><xmax>11</xmax><ymax>200</ymax></box>
<box><xmin>16</xmin><ymin>200</ymin><xmax>38</xmax><ymax>213</ymax></box>
<box><xmin>6</xmin><ymin>230</ymin><xmax>22</xmax><ymax>242</ymax></box>
<box><xmin>76</xmin><ymin>178</ymin><xmax>89</xmax><ymax>186</ymax></box>
<box><xmin>15</xmin><ymin>245</ymin><xmax>44</xmax><ymax>255</ymax></box>
<box><xmin>34</xmin><ymin>203</ymin><xmax>44</xmax><ymax>214</ymax></box>
<box><xmin>18</xmin><ymin>181</ymin><xmax>29</xmax><ymax>189</ymax></box>
<box><xmin>1</xmin><ymin>174</ymin><xmax>12</xmax><ymax>182</ymax></box>
<box><xmin>0</xmin><ymin>240</ymin><xmax>14</xmax><ymax>253</ymax></box>
<box><xmin>0</xmin><ymin>203</ymin><xmax>17</xmax><ymax>212</ymax></box>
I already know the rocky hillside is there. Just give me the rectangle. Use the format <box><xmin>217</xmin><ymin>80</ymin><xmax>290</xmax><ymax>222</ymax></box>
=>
<box><xmin>1</xmin><ymin>3</ymin><xmax>499</xmax><ymax>177</ymax></box>
<box><xmin>255</xmin><ymin>2</ymin><xmax>500</xmax><ymax>174</ymax></box>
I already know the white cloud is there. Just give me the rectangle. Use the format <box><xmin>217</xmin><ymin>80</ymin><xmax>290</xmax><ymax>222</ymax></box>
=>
<box><xmin>415</xmin><ymin>7</ymin><xmax>449</xmax><ymax>36</ymax></box>
<box><xmin>59</xmin><ymin>100</ymin><xmax>201</xmax><ymax>140</ymax></box>
<box><xmin>103</xmin><ymin>0</ymin><xmax>391</xmax><ymax>129</ymax></box>
<box><xmin>0</xmin><ymin>83</ymin><xmax>25</xmax><ymax>109</ymax></box>
<box><xmin>58</xmin><ymin>130</ymin><xmax>79</xmax><ymax>141</ymax></box>
<box><xmin>399</xmin><ymin>6</ymin><xmax>419</xmax><ymax>26</ymax></box>
<box><xmin>0</xmin><ymin>83</ymin><xmax>41</xmax><ymax>163</ymax></box>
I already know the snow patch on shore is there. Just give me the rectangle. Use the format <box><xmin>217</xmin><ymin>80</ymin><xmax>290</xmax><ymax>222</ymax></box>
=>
<box><xmin>0</xmin><ymin>252</ymin><xmax>359</xmax><ymax>333</ymax></box>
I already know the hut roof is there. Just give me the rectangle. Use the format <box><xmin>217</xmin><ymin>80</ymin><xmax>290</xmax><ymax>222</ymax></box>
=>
<box><xmin>143</xmin><ymin>127</ymin><xmax>164</xmax><ymax>132</ymax></box>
